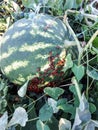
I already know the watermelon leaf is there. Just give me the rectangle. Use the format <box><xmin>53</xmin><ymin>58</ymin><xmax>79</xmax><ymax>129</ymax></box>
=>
<box><xmin>59</xmin><ymin>118</ymin><xmax>71</xmax><ymax>130</ymax></box>
<box><xmin>18</xmin><ymin>80</ymin><xmax>29</xmax><ymax>97</ymax></box>
<box><xmin>64</xmin><ymin>0</ymin><xmax>82</xmax><ymax>9</ymax></box>
<box><xmin>44</xmin><ymin>87</ymin><xmax>64</xmax><ymax>100</ymax></box>
<box><xmin>72</xmin><ymin>64</ymin><xmax>85</xmax><ymax>81</ymax></box>
<box><xmin>57</xmin><ymin>102</ymin><xmax>75</xmax><ymax>115</ymax></box>
<box><xmin>0</xmin><ymin>112</ymin><xmax>8</xmax><ymax>130</ymax></box>
<box><xmin>8</xmin><ymin>107</ymin><xmax>28</xmax><ymax>127</ymax></box>
<box><xmin>72</xmin><ymin>93</ymin><xmax>91</xmax><ymax>129</ymax></box>
<box><xmin>22</xmin><ymin>0</ymin><xmax>35</xmax><ymax>8</ymax></box>
<box><xmin>48</xmin><ymin>98</ymin><xmax>59</xmax><ymax>113</ymax></box>
<box><xmin>87</xmin><ymin>68</ymin><xmax>98</xmax><ymax>80</ymax></box>
<box><xmin>69</xmin><ymin>84</ymin><xmax>83</xmax><ymax>97</ymax></box>
<box><xmin>36</xmin><ymin>120</ymin><xmax>50</xmax><ymax>130</ymax></box>
<box><xmin>76</xmin><ymin>0</ymin><xmax>82</xmax><ymax>4</ymax></box>
<box><xmin>39</xmin><ymin>103</ymin><xmax>53</xmax><ymax>121</ymax></box>
<box><xmin>64</xmin><ymin>0</ymin><xmax>76</xmax><ymax>9</ymax></box>
<box><xmin>63</xmin><ymin>54</ymin><xmax>73</xmax><ymax>72</ymax></box>
<box><xmin>89</xmin><ymin>103</ymin><xmax>96</xmax><ymax>114</ymax></box>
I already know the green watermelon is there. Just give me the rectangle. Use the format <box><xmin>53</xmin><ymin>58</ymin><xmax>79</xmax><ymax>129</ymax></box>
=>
<box><xmin>0</xmin><ymin>13</ymin><xmax>71</xmax><ymax>85</ymax></box>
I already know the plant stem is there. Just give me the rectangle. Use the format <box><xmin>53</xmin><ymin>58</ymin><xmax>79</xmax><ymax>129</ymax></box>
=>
<box><xmin>25</xmin><ymin>94</ymin><xmax>46</xmax><ymax>108</ymax></box>
<box><xmin>79</xmin><ymin>30</ymin><xmax>98</xmax><ymax>64</ymax></box>
<box><xmin>66</xmin><ymin>9</ymin><xmax>98</xmax><ymax>21</ymax></box>
<box><xmin>89</xmin><ymin>79</ymin><xmax>94</xmax><ymax>90</ymax></box>
<box><xmin>63</xmin><ymin>14</ymin><xmax>83</xmax><ymax>65</ymax></box>
<box><xmin>84</xmin><ymin>30</ymin><xmax>98</xmax><ymax>51</ymax></box>
<box><xmin>86</xmin><ymin>52</ymin><xmax>89</xmax><ymax>99</ymax></box>
<box><xmin>81</xmin><ymin>55</ymin><xmax>97</xmax><ymax>65</ymax></box>
<box><xmin>28</xmin><ymin>117</ymin><xmax>39</xmax><ymax>122</ymax></box>
<box><xmin>60</xmin><ymin>83</ymin><xmax>73</xmax><ymax>87</ymax></box>
<box><xmin>64</xmin><ymin>10</ymin><xmax>98</xmax><ymax>65</ymax></box>
<box><xmin>72</xmin><ymin>77</ymin><xmax>82</xmax><ymax>102</ymax></box>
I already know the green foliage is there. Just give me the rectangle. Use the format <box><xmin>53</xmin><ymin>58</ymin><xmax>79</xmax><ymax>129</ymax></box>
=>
<box><xmin>72</xmin><ymin>64</ymin><xmax>85</xmax><ymax>81</ymax></box>
<box><xmin>89</xmin><ymin>103</ymin><xmax>96</xmax><ymax>114</ymax></box>
<box><xmin>87</xmin><ymin>68</ymin><xmax>98</xmax><ymax>80</ymax></box>
<box><xmin>0</xmin><ymin>0</ymin><xmax>98</xmax><ymax>130</ymax></box>
<box><xmin>18</xmin><ymin>81</ymin><xmax>29</xmax><ymax>97</ymax></box>
<box><xmin>21</xmin><ymin>0</ymin><xmax>83</xmax><ymax>15</ymax></box>
<box><xmin>59</xmin><ymin>118</ymin><xmax>71</xmax><ymax>130</ymax></box>
<box><xmin>36</xmin><ymin>120</ymin><xmax>50</xmax><ymax>130</ymax></box>
<box><xmin>69</xmin><ymin>84</ymin><xmax>83</xmax><ymax>97</ymax></box>
<box><xmin>0</xmin><ymin>107</ymin><xmax>28</xmax><ymax>130</ymax></box>
<box><xmin>44</xmin><ymin>87</ymin><xmax>64</xmax><ymax>100</ymax></box>
<box><xmin>39</xmin><ymin>103</ymin><xmax>53</xmax><ymax>121</ymax></box>
<box><xmin>63</xmin><ymin>54</ymin><xmax>73</xmax><ymax>72</ymax></box>
<box><xmin>92</xmin><ymin>37</ymin><xmax>98</xmax><ymax>48</ymax></box>
<box><xmin>59</xmin><ymin>94</ymin><xmax>98</xmax><ymax>130</ymax></box>
<box><xmin>64</xmin><ymin>0</ymin><xmax>82</xmax><ymax>10</ymax></box>
<box><xmin>0</xmin><ymin>79</ymin><xmax>8</xmax><ymax>114</ymax></box>
<box><xmin>22</xmin><ymin>0</ymin><xmax>35</xmax><ymax>8</ymax></box>
<box><xmin>57</xmin><ymin>101</ymin><xmax>75</xmax><ymax>115</ymax></box>
<box><xmin>69</xmin><ymin>84</ymin><xmax>83</xmax><ymax>110</ymax></box>
<box><xmin>21</xmin><ymin>99</ymin><xmax>37</xmax><ymax>130</ymax></box>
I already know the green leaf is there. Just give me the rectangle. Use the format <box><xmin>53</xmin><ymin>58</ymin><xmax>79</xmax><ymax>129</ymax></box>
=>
<box><xmin>84</xmin><ymin>120</ymin><xmax>98</xmax><ymax>130</ymax></box>
<box><xmin>72</xmin><ymin>94</ymin><xmax>91</xmax><ymax>130</ymax></box>
<box><xmin>64</xmin><ymin>0</ymin><xmax>82</xmax><ymax>9</ymax></box>
<box><xmin>76</xmin><ymin>0</ymin><xmax>82</xmax><ymax>4</ymax></box>
<box><xmin>91</xmin><ymin>47</ymin><xmax>98</xmax><ymax>54</ymax></box>
<box><xmin>8</xmin><ymin>107</ymin><xmax>28</xmax><ymax>127</ymax></box>
<box><xmin>46</xmin><ymin>116</ymin><xmax>59</xmax><ymax>130</ymax></box>
<box><xmin>63</xmin><ymin>54</ymin><xmax>73</xmax><ymax>72</ymax></box>
<box><xmin>36</xmin><ymin>120</ymin><xmax>50</xmax><ymax>130</ymax></box>
<box><xmin>72</xmin><ymin>64</ymin><xmax>85</xmax><ymax>81</ymax></box>
<box><xmin>64</xmin><ymin>0</ymin><xmax>76</xmax><ymax>9</ymax></box>
<box><xmin>48</xmin><ymin>98</ymin><xmax>59</xmax><ymax>113</ymax></box>
<box><xmin>69</xmin><ymin>84</ymin><xmax>83</xmax><ymax>109</ymax></box>
<box><xmin>8</xmin><ymin>126</ymin><xmax>16</xmax><ymax>130</ymax></box>
<box><xmin>89</xmin><ymin>103</ymin><xmax>96</xmax><ymax>114</ymax></box>
<box><xmin>92</xmin><ymin>37</ymin><xmax>98</xmax><ymax>48</ymax></box>
<box><xmin>87</xmin><ymin>69</ymin><xmax>98</xmax><ymax>80</ymax></box>
<box><xmin>59</xmin><ymin>118</ymin><xmax>71</xmax><ymax>130</ymax></box>
<box><xmin>69</xmin><ymin>84</ymin><xmax>83</xmax><ymax>97</ymax></box>
<box><xmin>57</xmin><ymin>98</ymin><xmax>67</xmax><ymax>106</ymax></box>
<box><xmin>39</xmin><ymin>103</ymin><xmax>53</xmax><ymax>121</ymax></box>
<box><xmin>10</xmin><ymin>1</ymin><xmax>21</xmax><ymax>12</ymax></box>
<box><xmin>0</xmin><ymin>99</ymin><xmax>7</xmax><ymax>109</ymax></box>
<box><xmin>23</xmin><ymin>99</ymin><xmax>37</xmax><ymax>130</ymax></box>
<box><xmin>0</xmin><ymin>81</ymin><xmax>5</xmax><ymax>91</ymax></box>
<box><xmin>22</xmin><ymin>0</ymin><xmax>35</xmax><ymax>8</ymax></box>
<box><xmin>18</xmin><ymin>80</ymin><xmax>29</xmax><ymax>97</ymax></box>
<box><xmin>44</xmin><ymin>87</ymin><xmax>64</xmax><ymax>100</ymax></box>
<box><xmin>57</xmin><ymin>102</ymin><xmax>75</xmax><ymax>115</ymax></box>
<box><xmin>0</xmin><ymin>112</ymin><xmax>8</xmax><ymax>130</ymax></box>
<box><xmin>0</xmin><ymin>79</ymin><xmax>8</xmax><ymax>114</ymax></box>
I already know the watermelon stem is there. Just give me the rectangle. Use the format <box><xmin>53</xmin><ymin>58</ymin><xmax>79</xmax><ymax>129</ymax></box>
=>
<box><xmin>64</xmin><ymin>10</ymin><xmax>98</xmax><ymax>65</ymax></box>
<box><xmin>63</xmin><ymin>13</ymin><xmax>83</xmax><ymax>65</ymax></box>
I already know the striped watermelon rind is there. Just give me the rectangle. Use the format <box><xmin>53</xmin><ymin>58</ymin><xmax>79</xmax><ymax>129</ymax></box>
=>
<box><xmin>0</xmin><ymin>13</ymin><xmax>72</xmax><ymax>85</ymax></box>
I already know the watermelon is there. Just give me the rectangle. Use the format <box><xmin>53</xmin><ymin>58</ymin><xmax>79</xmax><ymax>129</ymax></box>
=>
<box><xmin>0</xmin><ymin>13</ymin><xmax>72</xmax><ymax>85</ymax></box>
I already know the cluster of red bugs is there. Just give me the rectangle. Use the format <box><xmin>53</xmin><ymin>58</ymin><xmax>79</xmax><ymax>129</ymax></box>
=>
<box><xmin>27</xmin><ymin>50</ymin><xmax>65</xmax><ymax>93</ymax></box>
